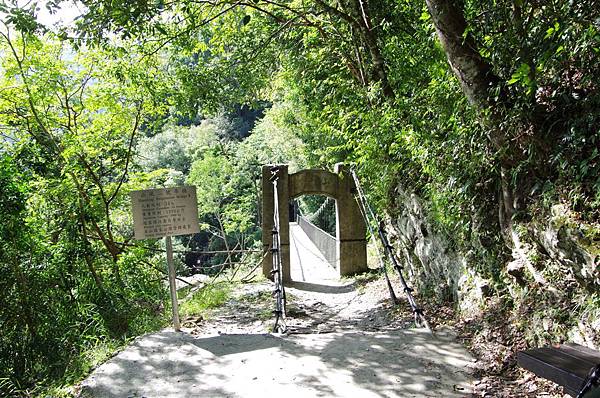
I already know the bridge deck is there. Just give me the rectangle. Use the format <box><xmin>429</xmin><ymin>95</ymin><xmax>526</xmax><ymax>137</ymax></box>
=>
<box><xmin>289</xmin><ymin>222</ymin><xmax>338</xmax><ymax>282</ymax></box>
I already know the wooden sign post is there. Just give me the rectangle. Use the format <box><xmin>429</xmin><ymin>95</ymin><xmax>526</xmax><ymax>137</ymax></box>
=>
<box><xmin>130</xmin><ymin>186</ymin><xmax>200</xmax><ymax>331</ymax></box>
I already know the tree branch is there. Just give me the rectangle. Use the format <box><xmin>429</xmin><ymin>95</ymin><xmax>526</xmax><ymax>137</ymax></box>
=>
<box><xmin>107</xmin><ymin>103</ymin><xmax>143</xmax><ymax>206</ymax></box>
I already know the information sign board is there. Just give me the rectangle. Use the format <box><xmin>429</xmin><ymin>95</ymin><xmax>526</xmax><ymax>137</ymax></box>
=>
<box><xmin>130</xmin><ymin>186</ymin><xmax>200</xmax><ymax>240</ymax></box>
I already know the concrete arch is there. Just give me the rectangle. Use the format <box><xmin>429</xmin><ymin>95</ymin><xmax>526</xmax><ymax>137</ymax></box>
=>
<box><xmin>289</xmin><ymin>169</ymin><xmax>340</xmax><ymax>200</ymax></box>
<box><xmin>262</xmin><ymin>164</ymin><xmax>368</xmax><ymax>281</ymax></box>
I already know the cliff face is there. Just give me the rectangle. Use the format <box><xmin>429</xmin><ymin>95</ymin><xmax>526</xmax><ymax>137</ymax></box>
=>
<box><xmin>385</xmin><ymin>185</ymin><xmax>600</xmax><ymax>349</ymax></box>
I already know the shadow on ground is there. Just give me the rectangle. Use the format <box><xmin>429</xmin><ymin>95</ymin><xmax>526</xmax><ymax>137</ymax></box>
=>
<box><xmin>80</xmin><ymin>224</ymin><xmax>475</xmax><ymax>398</ymax></box>
<box><xmin>288</xmin><ymin>280</ymin><xmax>356</xmax><ymax>294</ymax></box>
<box><xmin>79</xmin><ymin>327</ymin><xmax>473</xmax><ymax>398</ymax></box>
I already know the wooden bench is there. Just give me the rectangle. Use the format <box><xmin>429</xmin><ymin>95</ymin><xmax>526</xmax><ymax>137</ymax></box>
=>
<box><xmin>517</xmin><ymin>343</ymin><xmax>600</xmax><ymax>397</ymax></box>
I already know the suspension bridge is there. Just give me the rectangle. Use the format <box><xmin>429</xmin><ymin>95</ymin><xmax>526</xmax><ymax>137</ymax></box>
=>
<box><xmin>78</xmin><ymin>163</ymin><xmax>476</xmax><ymax>398</ymax></box>
<box><xmin>263</xmin><ymin>163</ymin><xmax>428</xmax><ymax>334</ymax></box>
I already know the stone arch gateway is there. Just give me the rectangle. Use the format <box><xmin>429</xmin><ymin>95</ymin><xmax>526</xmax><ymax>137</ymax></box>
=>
<box><xmin>261</xmin><ymin>164</ymin><xmax>368</xmax><ymax>281</ymax></box>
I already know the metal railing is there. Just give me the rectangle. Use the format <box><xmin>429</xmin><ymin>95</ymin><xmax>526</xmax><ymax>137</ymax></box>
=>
<box><xmin>297</xmin><ymin>214</ymin><xmax>338</xmax><ymax>269</ymax></box>
<box><xmin>300</xmin><ymin>196</ymin><xmax>336</xmax><ymax>237</ymax></box>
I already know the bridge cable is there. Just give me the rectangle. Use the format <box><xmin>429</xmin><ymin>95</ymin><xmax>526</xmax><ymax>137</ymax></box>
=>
<box><xmin>270</xmin><ymin>167</ymin><xmax>287</xmax><ymax>334</ymax></box>
<box><xmin>300</xmin><ymin>196</ymin><xmax>334</xmax><ymax>225</ymax></box>
<box><xmin>350</xmin><ymin>169</ymin><xmax>431</xmax><ymax>332</ymax></box>
<box><xmin>351</xmin><ymin>181</ymin><xmax>399</xmax><ymax>306</ymax></box>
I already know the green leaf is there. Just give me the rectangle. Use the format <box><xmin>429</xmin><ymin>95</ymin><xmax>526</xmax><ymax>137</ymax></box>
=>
<box><xmin>508</xmin><ymin>63</ymin><xmax>531</xmax><ymax>85</ymax></box>
<box><xmin>155</xmin><ymin>24</ymin><xmax>167</xmax><ymax>35</ymax></box>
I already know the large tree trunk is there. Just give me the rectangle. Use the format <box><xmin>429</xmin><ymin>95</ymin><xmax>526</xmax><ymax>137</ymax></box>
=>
<box><xmin>425</xmin><ymin>0</ymin><xmax>523</xmax><ymax>238</ymax></box>
<box><xmin>424</xmin><ymin>0</ymin><xmax>500</xmax><ymax>110</ymax></box>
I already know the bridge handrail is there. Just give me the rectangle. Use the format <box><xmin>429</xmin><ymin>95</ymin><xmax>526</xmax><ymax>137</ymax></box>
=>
<box><xmin>297</xmin><ymin>214</ymin><xmax>335</xmax><ymax>240</ymax></box>
<box><xmin>299</xmin><ymin>196</ymin><xmax>334</xmax><ymax>225</ymax></box>
<box><xmin>297</xmin><ymin>214</ymin><xmax>338</xmax><ymax>269</ymax></box>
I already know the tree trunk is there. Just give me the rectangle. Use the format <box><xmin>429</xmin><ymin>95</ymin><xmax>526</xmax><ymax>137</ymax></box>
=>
<box><xmin>425</xmin><ymin>0</ymin><xmax>530</xmax><ymax>245</ymax></box>
<box><xmin>216</xmin><ymin>212</ymin><xmax>232</xmax><ymax>274</ymax></box>
<box><xmin>78</xmin><ymin>200</ymin><xmax>106</xmax><ymax>292</ymax></box>
<box><xmin>352</xmin><ymin>0</ymin><xmax>395</xmax><ymax>99</ymax></box>
<box><xmin>315</xmin><ymin>0</ymin><xmax>395</xmax><ymax>99</ymax></box>
<box><xmin>360</xmin><ymin>22</ymin><xmax>395</xmax><ymax>99</ymax></box>
<box><xmin>424</xmin><ymin>0</ymin><xmax>500</xmax><ymax>110</ymax></box>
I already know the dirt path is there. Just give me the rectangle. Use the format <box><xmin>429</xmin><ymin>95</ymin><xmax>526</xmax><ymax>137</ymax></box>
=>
<box><xmin>78</xmin><ymin>227</ymin><xmax>477</xmax><ymax>397</ymax></box>
<box><xmin>78</xmin><ymin>274</ymin><xmax>479</xmax><ymax>398</ymax></box>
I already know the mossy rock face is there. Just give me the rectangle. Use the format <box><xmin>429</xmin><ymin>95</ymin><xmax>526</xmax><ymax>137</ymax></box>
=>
<box><xmin>519</xmin><ymin>204</ymin><xmax>600</xmax><ymax>290</ymax></box>
<box><xmin>505</xmin><ymin>208</ymin><xmax>600</xmax><ymax>349</ymax></box>
<box><xmin>579</xmin><ymin>224</ymin><xmax>600</xmax><ymax>270</ymax></box>
<box><xmin>386</xmin><ymin>183</ymin><xmax>600</xmax><ymax>350</ymax></box>
<box><xmin>457</xmin><ymin>269</ymin><xmax>494</xmax><ymax>318</ymax></box>
<box><xmin>386</xmin><ymin>187</ymin><xmax>465</xmax><ymax>303</ymax></box>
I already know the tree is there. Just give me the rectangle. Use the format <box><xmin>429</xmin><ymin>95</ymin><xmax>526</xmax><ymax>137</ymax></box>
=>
<box><xmin>0</xmin><ymin>30</ymin><xmax>170</xmax><ymax>391</ymax></box>
<box><xmin>42</xmin><ymin>0</ymin><xmax>598</xmax><ymax>263</ymax></box>
<box><xmin>1</xmin><ymin>2</ymin><xmax>598</xmax><ymax>391</ymax></box>
<box><xmin>425</xmin><ymin>0</ymin><xmax>600</xmax><ymax>233</ymax></box>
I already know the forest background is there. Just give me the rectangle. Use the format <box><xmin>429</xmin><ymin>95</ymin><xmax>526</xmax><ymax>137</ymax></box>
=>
<box><xmin>0</xmin><ymin>0</ymin><xmax>599</xmax><ymax>395</ymax></box>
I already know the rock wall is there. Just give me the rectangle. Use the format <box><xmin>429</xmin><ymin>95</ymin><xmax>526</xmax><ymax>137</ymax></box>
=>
<box><xmin>385</xmin><ymin>188</ymin><xmax>464</xmax><ymax>302</ymax></box>
<box><xmin>386</xmin><ymin>186</ymin><xmax>600</xmax><ymax>349</ymax></box>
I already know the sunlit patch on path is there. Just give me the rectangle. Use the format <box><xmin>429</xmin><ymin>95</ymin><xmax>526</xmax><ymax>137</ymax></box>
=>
<box><xmin>79</xmin><ymin>328</ymin><xmax>473</xmax><ymax>398</ymax></box>
<box><xmin>78</xmin><ymin>221</ymin><xmax>475</xmax><ymax>397</ymax></box>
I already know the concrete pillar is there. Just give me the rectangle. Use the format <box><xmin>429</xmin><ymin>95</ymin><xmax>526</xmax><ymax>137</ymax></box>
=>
<box><xmin>261</xmin><ymin>165</ymin><xmax>291</xmax><ymax>282</ymax></box>
<box><xmin>334</xmin><ymin>163</ymin><xmax>368</xmax><ymax>276</ymax></box>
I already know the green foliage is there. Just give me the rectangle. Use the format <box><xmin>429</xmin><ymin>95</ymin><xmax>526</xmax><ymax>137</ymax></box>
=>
<box><xmin>189</xmin><ymin>152</ymin><xmax>234</xmax><ymax>216</ymax></box>
<box><xmin>0</xmin><ymin>0</ymin><xmax>599</xmax><ymax>392</ymax></box>
<box><xmin>0</xmin><ymin>33</ymin><xmax>171</xmax><ymax>394</ymax></box>
<box><xmin>180</xmin><ymin>101</ymin><xmax>306</xmax><ymax>269</ymax></box>
<box><xmin>179</xmin><ymin>283</ymin><xmax>232</xmax><ymax>318</ymax></box>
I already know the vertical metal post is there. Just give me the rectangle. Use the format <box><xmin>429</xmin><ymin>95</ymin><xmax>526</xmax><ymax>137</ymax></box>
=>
<box><xmin>165</xmin><ymin>235</ymin><xmax>181</xmax><ymax>331</ymax></box>
<box><xmin>271</xmin><ymin>168</ymin><xmax>287</xmax><ymax>333</ymax></box>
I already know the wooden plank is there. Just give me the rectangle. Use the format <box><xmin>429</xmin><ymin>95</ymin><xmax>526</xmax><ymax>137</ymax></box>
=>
<box><xmin>518</xmin><ymin>344</ymin><xmax>600</xmax><ymax>397</ymax></box>
<box><xmin>561</xmin><ymin>344</ymin><xmax>600</xmax><ymax>363</ymax></box>
<box><xmin>517</xmin><ymin>347</ymin><xmax>586</xmax><ymax>396</ymax></box>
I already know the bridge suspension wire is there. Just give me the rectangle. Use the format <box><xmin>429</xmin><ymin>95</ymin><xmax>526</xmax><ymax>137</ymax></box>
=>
<box><xmin>270</xmin><ymin>167</ymin><xmax>287</xmax><ymax>334</ymax></box>
<box><xmin>351</xmin><ymin>180</ymin><xmax>398</xmax><ymax>306</ymax></box>
<box><xmin>297</xmin><ymin>196</ymin><xmax>336</xmax><ymax>236</ymax></box>
<box><xmin>350</xmin><ymin>169</ymin><xmax>431</xmax><ymax>332</ymax></box>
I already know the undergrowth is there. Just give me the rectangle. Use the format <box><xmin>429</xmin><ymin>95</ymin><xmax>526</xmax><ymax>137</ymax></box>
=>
<box><xmin>1</xmin><ymin>311</ymin><xmax>169</xmax><ymax>398</ymax></box>
<box><xmin>5</xmin><ymin>280</ymin><xmax>235</xmax><ymax>397</ymax></box>
<box><xmin>179</xmin><ymin>282</ymin><xmax>232</xmax><ymax>318</ymax></box>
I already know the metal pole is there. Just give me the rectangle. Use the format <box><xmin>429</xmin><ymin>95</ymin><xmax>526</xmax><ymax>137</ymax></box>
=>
<box><xmin>270</xmin><ymin>167</ymin><xmax>286</xmax><ymax>333</ymax></box>
<box><xmin>165</xmin><ymin>235</ymin><xmax>181</xmax><ymax>331</ymax></box>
